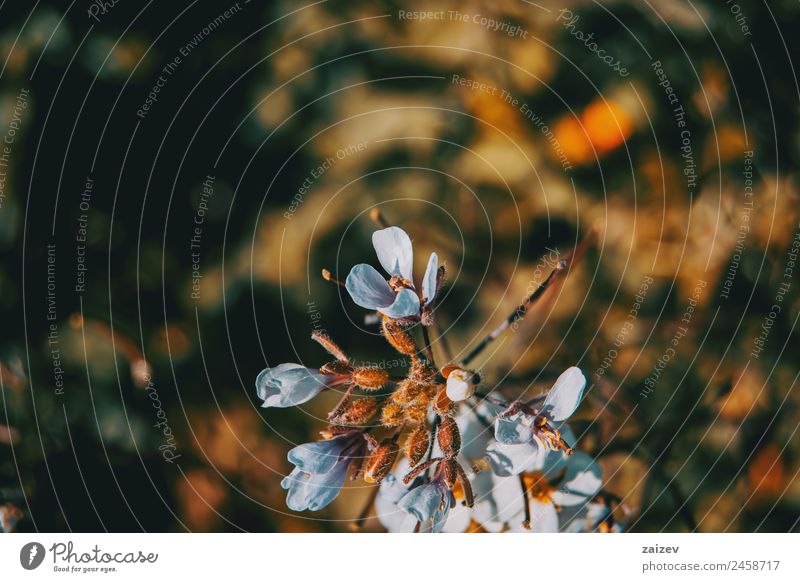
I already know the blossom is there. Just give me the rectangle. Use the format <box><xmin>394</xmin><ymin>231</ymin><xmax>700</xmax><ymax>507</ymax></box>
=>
<box><xmin>398</xmin><ymin>481</ymin><xmax>454</xmax><ymax>533</ymax></box>
<box><xmin>345</xmin><ymin>227</ymin><xmax>439</xmax><ymax>318</ymax></box>
<box><xmin>445</xmin><ymin>368</ymin><xmax>477</xmax><ymax>402</ymax></box>
<box><xmin>488</xmin><ymin>367</ymin><xmax>586</xmax><ymax>476</ymax></box>
<box><xmin>281</xmin><ymin>432</ymin><xmax>366</xmax><ymax>511</ymax></box>
<box><xmin>563</xmin><ymin>496</ymin><xmax>630</xmax><ymax>533</ymax></box>
<box><xmin>255</xmin><ymin>363</ymin><xmax>343</xmax><ymax>408</ymax></box>
<box><xmin>487</xmin><ymin>451</ymin><xmax>603</xmax><ymax>532</ymax></box>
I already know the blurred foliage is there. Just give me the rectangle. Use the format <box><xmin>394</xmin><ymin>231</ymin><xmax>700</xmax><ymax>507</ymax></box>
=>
<box><xmin>1</xmin><ymin>0</ymin><xmax>799</xmax><ymax>532</ymax></box>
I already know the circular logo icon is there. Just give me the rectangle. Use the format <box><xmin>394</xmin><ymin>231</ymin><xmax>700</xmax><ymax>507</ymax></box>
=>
<box><xmin>20</xmin><ymin>542</ymin><xmax>46</xmax><ymax>570</ymax></box>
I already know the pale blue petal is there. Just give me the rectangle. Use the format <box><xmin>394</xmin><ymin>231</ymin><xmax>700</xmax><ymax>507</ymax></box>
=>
<box><xmin>282</xmin><ymin>468</ymin><xmax>314</xmax><ymax>511</ymax></box>
<box><xmin>372</xmin><ymin>227</ymin><xmax>414</xmax><ymax>280</ymax></box>
<box><xmin>542</xmin><ymin>367</ymin><xmax>586</xmax><ymax>421</ymax></box>
<box><xmin>287</xmin><ymin>436</ymin><xmax>348</xmax><ymax>474</ymax></box>
<box><xmin>281</xmin><ymin>463</ymin><xmax>349</xmax><ymax>512</ymax></box>
<box><xmin>346</xmin><ymin>264</ymin><xmax>396</xmax><ymax>310</ymax></box>
<box><xmin>398</xmin><ymin>482</ymin><xmax>445</xmax><ymax>525</ymax></box>
<box><xmin>256</xmin><ymin>364</ymin><xmax>329</xmax><ymax>408</ymax></box>
<box><xmin>421</xmin><ymin>252</ymin><xmax>438</xmax><ymax>305</ymax></box>
<box><xmin>494</xmin><ymin>412</ymin><xmax>533</xmax><ymax>444</ymax></box>
<box><xmin>380</xmin><ymin>288</ymin><xmax>420</xmax><ymax>318</ymax></box>
<box><xmin>305</xmin><ymin>463</ymin><xmax>349</xmax><ymax>511</ymax></box>
<box><xmin>430</xmin><ymin>492</ymin><xmax>454</xmax><ymax>533</ymax></box>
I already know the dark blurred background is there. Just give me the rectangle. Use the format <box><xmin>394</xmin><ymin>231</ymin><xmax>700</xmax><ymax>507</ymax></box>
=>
<box><xmin>1</xmin><ymin>0</ymin><xmax>799</xmax><ymax>532</ymax></box>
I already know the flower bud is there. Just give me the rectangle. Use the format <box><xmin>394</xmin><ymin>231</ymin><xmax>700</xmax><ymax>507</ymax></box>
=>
<box><xmin>404</xmin><ymin>401</ymin><xmax>429</xmax><ymax>425</ymax></box>
<box><xmin>433</xmin><ymin>386</ymin><xmax>455</xmax><ymax>416</ymax></box>
<box><xmin>445</xmin><ymin>368</ymin><xmax>477</xmax><ymax>402</ymax></box>
<box><xmin>363</xmin><ymin>440</ymin><xmax>399</xmax><ymax>483</ymax></box>
<box><xmin>351</xmin><ymin>367</ymin><xmax>389</xmax><ymax>390</ymax></box>
<box><xmin>404</xmin><ymin>426</ymin><xmax>431</xmax><ymax>467</ymax></box>
<box><xmin>393</xmin><ymin>379</ymin><xmax>428</xmax><ymax>405</ymax></box>
<box><xmin>335</xmin><ymin>397</ymin><xmax>377</xmax><ymax>426</ymax></box>
<box><xmin>381</xmin><ymin>318</ymin><xmax>417</xmax><ymax>356</ymax></box>
<box><xmin>380</xmin><ymin>402</ymin><xmax>405</xmax><ymax>427</ymax></box>
<box><xmin>320</xmin><ymin>360</ymin><xmax>353</xmax><ymax>376</ymax></box>
<box><xmin>437</xmin><ymin>416</ymin><xmax>461</xmax><ymax>457</ymax></box>
<box><xmin>410</xmin><ymin>359</ymin><xmax>436</xmax><ymax>383</ymax></box>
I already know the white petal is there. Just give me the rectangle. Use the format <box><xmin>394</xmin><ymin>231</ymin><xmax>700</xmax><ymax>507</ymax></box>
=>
<box><xmin>372</xmin><ymin>227</ymin><xmax>414</xmax><ymax>280</ymax></box>
<box><xmin>551</xmin><ymin>452</ymin><xmax>603</xmax><ymax>506</ymax></box>
<box><xmin>421</xmin><ymin>252</ymin><xmax>438</xmax><ymax>305</ymax></box>
<box><xmin>490</xmin><ymin>474</ymin><xmax>526</xmax><ymax>524</ymax></box>
<box><xmin>442</xmin><ymin>503</ymin><xmax>471</xmax><ymax>532</ymax></box>
<box><xmin>542</xmin><ymin>367</ymin><xmax>586</xmax><ymax>421</ymax></box>
<box><xmin>345</xmin><ymin>264</ymin><xmax>396</xmax><ymax>309</ymax></box>
<box><xmin>375</xmin><ymin>490</ymin><xmax>418</xmax><ymax>532</ymax></box>
<box><xmin>446</xmin><ymin>369</ymin><xmax>475</xmax><ymax>402</ymax></box>
<box><xmin>527</xmin><ymin>499</ymin><xmax>559</xmax><ymax>532</ymax></box>
<box><xmin>486</xmin><ymin>441</ymin><xmax>542</xmax><ymax>476</ymax></box>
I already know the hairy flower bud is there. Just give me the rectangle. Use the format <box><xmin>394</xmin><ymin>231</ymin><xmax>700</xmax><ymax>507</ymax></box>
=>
<box><xmin>351</xmin><ymin>367</ymin><xmax>389</xmax><ymax>390</ymax></box>
<box><xmin>404</xmin><ymin>400</ymin><xmax>429</xmax><ymax>425</ymax></box>
<box><xmin>380</xmin><ymin>402</ymin><xmax>405</xmax><ymax>427</ymax></box>
<box><xmin>335</xmin><ymin>397</ymin><xmax>377</xmax><ymax>426</ymax></box>
<box><xmin>404</xmin><ymin>426</ymin><xmax>431</xmax><ymax>467</ymax></box>
<box><xmin>409</xmin><ymin>359</ymin><xmax>436</xmax><ymax>383</ymax></box>
<box><xmin>392</xmin><ymin>379</ymin><xmax>425</xmax><ymax>405</ymax></box>
<box><xmin>363</xmin><ymin>440</ymin><xmax>399</xmax><ymax>483</ymax></box>
<box><xmin>437</xmin><ymin>416</ymin><xmax>461</xmax><ymax>457</ymax></box>
<box><xmin>320</xmin><ymin>360</ymin><xmax>353</xmax><ymax>376</ymax></box>
<box><xmin>381</xmin><ymin>317</ymin><xmax>417</xmax><ymax>356</ymax></box>
<box><xmin>433</xmin><ymin>386</ymin><xmax>455</xmax><ymax>416</ymax></box>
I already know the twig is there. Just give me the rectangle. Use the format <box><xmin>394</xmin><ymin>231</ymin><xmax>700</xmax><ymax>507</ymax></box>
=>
<box><xmin>460</xmin><ymin>230</ymin><xmax>596</xmax><ymax>367</ymax></box>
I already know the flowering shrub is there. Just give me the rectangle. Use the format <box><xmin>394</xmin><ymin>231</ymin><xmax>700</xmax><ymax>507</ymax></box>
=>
<box><xmin>257</xmin><ymin>221</ymin><xmax>626</xmax><ymax>532</ymax></box>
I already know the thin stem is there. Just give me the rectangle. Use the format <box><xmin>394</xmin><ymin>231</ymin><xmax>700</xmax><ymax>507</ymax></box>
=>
<box><xmin>350</xmin><ymin>485</ymin><xmax>381</xmax><ymax>531</ymax></box>
<box><xmin>460</xmin><ymin>230</ymin><xmax>596</xmax><ymax>367</ymax></box>
<box><xmin>431</xmin><ymin>317</ymin><xmax>452</xmax><ymax>362</ymax></box>
<box><xmin>370</xmin><ymin>208</ymin><xmax>389</xmax><ymax>229</ymax></box>
<box><xmin>327</xmin><ymin>385</ymin><xmax>355</xmax><ymax>420</ymax></box>
<box><xmin>420</xmin><ymin>325</ymin><xmax>436</xmax><ymax>369</ymax></box>
<box><xmin>461</xmin><ymin>262</ymin><xmax>565</xmax><ymax>367</ymax></box>
<box><xmin>519</xmin><ymin>474</ymin><xmax>532</xmax><ymax>530</ymax></box>
<box><xmin>321</xmin><ymin>268</ymin><xmax>346</xmax><ymax>287</ymax></box>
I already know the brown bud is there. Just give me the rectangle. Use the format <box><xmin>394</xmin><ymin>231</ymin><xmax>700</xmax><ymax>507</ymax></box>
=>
<box><xmin>409</xmin><ymin>359</ymin><xmax>436</xmax><ymax>383</ymax></box>
<box><xmin>311</xmin><ymin>331</ymin><xmax>349</xmax><ymax>362</ymax></box>
<box><xmin>320</xmin><ymin>360</ymin><xmax>353</xmax><ymax>376</ymax></box>
<box><xmin>363</xmin><ymin>440</ymin><xmax>399</xmax><ymax>483</ymax></box>
<box><xmin>440</xmin><ymin>364</ymin><xmax>459</xmax><ymax>378</ymax></box>
<box><xmin>380</xmin><ymin>402</ymin><xmax>405</xmax><ymax>427</ymax></box>
<box><xmin>433</xmin><ymin>386</ymin><xmax>455</xmax><ymax>416</ymax></box>
<box><xmin>404</xmin><ymin>401</ymin><xmax>429</xmax><ymax>425</ymax></box>
<box><xmin>405</xmin><ymin>426</ymin><xmax>431</xmax><ymax>467</ymax></box>
<box><xmin>393</xmin><ymin>379</ymin><xmax>425</xmax><ymax>405</ymax></box>
<box><xmin>351</xmin><ymin>367</ymin><xmax>389</xmax><ymax>390</ymax></box>
<box><xmin>381</xmin><ymin>317</ymin><xmax>417</xmax><ymax>356</ymax></box>
<box><xmin>437</xmin><ymin>416</ymin><xmax>461</xmax><ymax>457</ymax></box>
<box><xmin>334</xmin><ymin>397</ymin><xmax>377</xmax><ymax>426</ymax></box>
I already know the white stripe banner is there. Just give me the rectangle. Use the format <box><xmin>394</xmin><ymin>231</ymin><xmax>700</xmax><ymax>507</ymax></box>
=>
<box><xmin>1</xmin><ymin>533</ymin><xmax>798</xmax><ymax>580</ymax></box>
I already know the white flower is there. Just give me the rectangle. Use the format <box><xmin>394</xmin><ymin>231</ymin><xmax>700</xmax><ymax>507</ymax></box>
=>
<box><xmin>445</xmin><ymin>369</ymin><xmax>477</xmax><ymax>402</ymax></box>
<box><xmin>345</xmin><ymin>227</ymin><xmax>439</xmax><ymax>319</ymax></box>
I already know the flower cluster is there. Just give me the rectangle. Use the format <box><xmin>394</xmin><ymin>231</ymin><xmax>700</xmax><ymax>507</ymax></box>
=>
<box><xmin>257</xmin><ymin>223</ymin><xmax>626</xmax><ymax>532</ymax></box>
